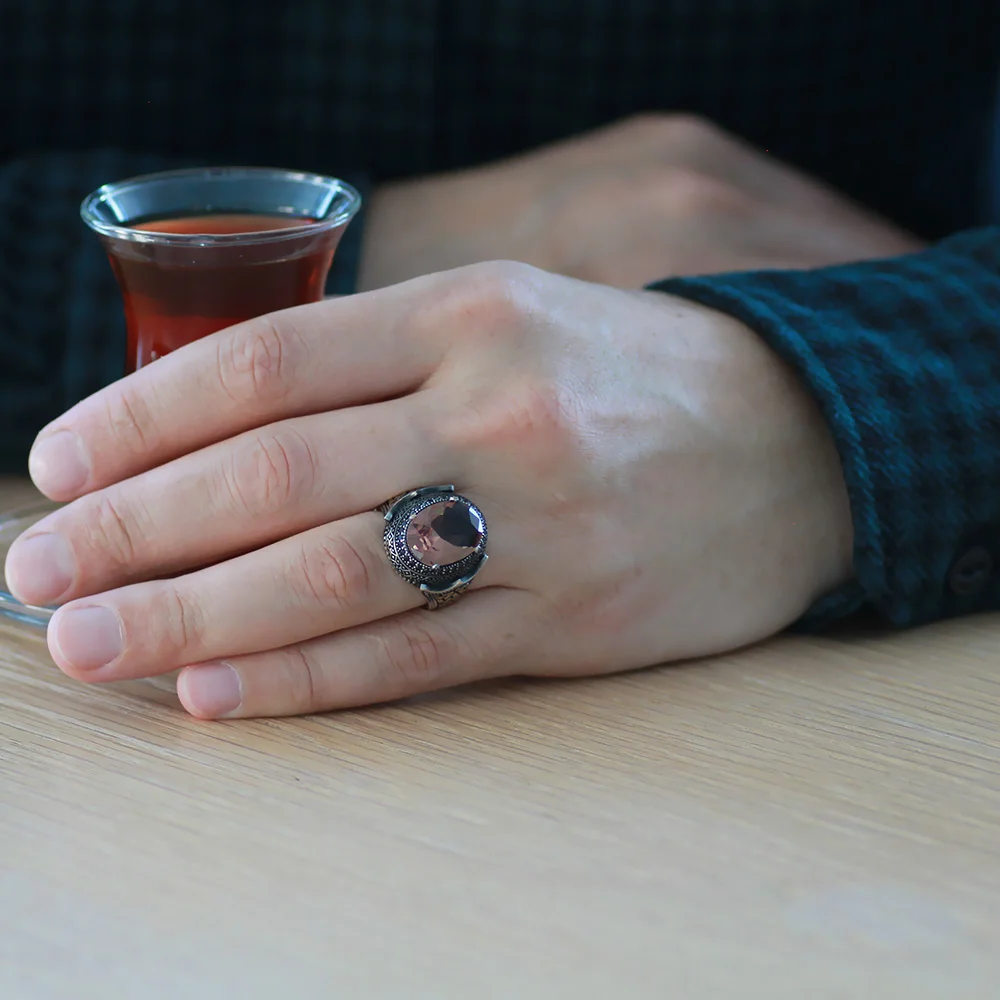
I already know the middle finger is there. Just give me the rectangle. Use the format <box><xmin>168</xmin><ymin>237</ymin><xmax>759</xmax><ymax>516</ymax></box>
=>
<box><xmin>6</xmin><ymin>395</ymin><xmax>448</xmax><ymax>608</ymax></box>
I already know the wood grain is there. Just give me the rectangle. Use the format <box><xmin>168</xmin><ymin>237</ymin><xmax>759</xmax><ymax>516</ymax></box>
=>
<box><xmin>1</xmin><ymin>479</ymin><xmax>999</xmax><ymax>998</ymax></box>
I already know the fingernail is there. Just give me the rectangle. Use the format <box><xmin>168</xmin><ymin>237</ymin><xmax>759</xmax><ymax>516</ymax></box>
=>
<box><xmin>5</xmin><ymin>532</ymin><xmax>77</xmax><ymax>605</ymax></box>
<box><xmin>52</xmin><ymin>605</ymin><xmax>123</xmax><ymax>672</ymax></box>
<box><xmin>29</xmin><ymin>430</ymin><xmax>90</xmax><ymax>496</ymax></box>
<box><xmin>181</xmin><ymin>663</ymin><xmax>243</xmax><ymax>718</ymax></box>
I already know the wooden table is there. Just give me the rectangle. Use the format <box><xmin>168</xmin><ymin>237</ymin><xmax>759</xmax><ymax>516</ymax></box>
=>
<box><xmin>2</xmin><ymin>478</ymin><xmax>999</xmax><ymax>999</ymax></box>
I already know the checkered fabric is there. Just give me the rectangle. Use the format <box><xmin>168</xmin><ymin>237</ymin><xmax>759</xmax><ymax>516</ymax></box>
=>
<box><xmin>2</xmin><ymin>0</ymin><xmax>999</xmax><ymax>627</ymax></box>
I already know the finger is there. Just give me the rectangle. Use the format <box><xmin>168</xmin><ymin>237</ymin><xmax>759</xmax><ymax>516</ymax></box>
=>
<box><xmin>176</xmin><ymin>587</ymin><xmax>535</xmax><ymax>718</ymax></box>
<box><xmin>6</xmin><ymin>394</ymin><xmax>449</xmax><ymax>607</ymax></box>
<box><xmin>45</xmin><ymin>508</ymin><xmax>503</xmax><ymax>683</ymax></box>
<box><xmin>45</xmin><ymin>512</ymin><xmax>412</xmax><ymax>681</ymax></box>
<box><xmin>28</xmin><ymin>275</ymin><xmax>449</xmax><ymax>500</ymax></box>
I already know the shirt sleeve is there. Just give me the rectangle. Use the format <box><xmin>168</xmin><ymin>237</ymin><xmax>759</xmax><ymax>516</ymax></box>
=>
<box><xmin>0</xmin><ymin>150</ymin><xmax>368</xmax><ymax>475</ymax></box>
<box><xmin>648</xmin><ymin>227</ymin><xmax>1000</xmax><ymax>629</ymax></box>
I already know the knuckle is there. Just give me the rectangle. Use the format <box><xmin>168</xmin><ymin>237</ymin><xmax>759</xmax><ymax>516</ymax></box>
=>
<box><xmin>224</xmin><ymin>425</ymin><xmax>318</xmax><ymax>517</ymax></box>
<box><xmin>423</xmin><ymin>260</ymin><xmax>542</xmax><ymax>341</ymax></box>
<box><xmin>103</xmin><ymin>386</ymin><xmax>155</xmax><ymax>457</ymax></box>
<box><xmin>466</xmin><ymin>258</ymin><xmax>540</xmax><ymax>288</ymax></box>
<box><xmin>162</xmin><ymin>587</ymin><xmax>204</xmax><ymax>654</ymax></box>
<box><xmin>556</xmin><ymin>573</ymin><xmax>646</xmax><ymax>644</ymax></box>
<box><xmin>660</xmin><ymin>111</ymin><xmax>718</xmax><ymax>146</ymax></box>
<box><xmin>621</xmin><ymin>110</ymin><xmax>673</xmax><ymax>137</ymax></box>
<box><xmin>88</xmin><ymin>492</ymin><xmax>142</xmax><ymax>569</ymax></box>
<box><xmin>216</xmin><ymin>315</ymin><xmax>297</xmax><ymax>406</ymax></box>
<box><xmin>297</xmin><ymin>535</ymin><xmax>375</xmax><ymax>611</ymax></box>
<box><xmin>621</xmin><ymin>111</ymin><xmax>717</xmax><ymax>146</ymax></box>
<box><xmin>374</xmin><ymin>618</ymin><xmax>456</xmax><ymax>690</ymax></box>
<box><xmin>443</xmin><ymin>374</ymin><xmax>583</xmax><ymax>468</ymax></box>
<box><xmin>281</xmin><ymin>645</ymin><xmax>322</xmax><ymax>711</ymax></box>
<box><xmin>658</xmin><ymin>168</ymin><xmax>749</xmax><ymax>218</ymax></box>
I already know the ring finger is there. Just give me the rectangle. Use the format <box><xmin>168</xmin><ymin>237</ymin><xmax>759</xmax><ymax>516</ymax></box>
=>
<box><xmin>6</xmin><ymin>396</ymin><xmax>447</xmax><ymax>608</ymax></box>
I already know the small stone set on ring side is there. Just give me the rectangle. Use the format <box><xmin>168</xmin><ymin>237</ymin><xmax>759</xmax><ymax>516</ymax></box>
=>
<box><xmin>378</xmin><ymin>486</ymin><xmax>488</xmax><ymax>610</ymax></box>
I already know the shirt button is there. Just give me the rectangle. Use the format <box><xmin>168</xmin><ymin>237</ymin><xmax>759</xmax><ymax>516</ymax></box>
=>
<box><xmin>948</xmin><ymin>546</ymin><xmax>994</xmax><ymax>596</ymax></box>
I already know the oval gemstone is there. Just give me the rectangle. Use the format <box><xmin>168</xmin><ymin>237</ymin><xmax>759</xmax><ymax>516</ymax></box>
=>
<box><xmin>406</xmin><ymin>500</ymin><xmax>484</xmax><ymax>567</ymax></box>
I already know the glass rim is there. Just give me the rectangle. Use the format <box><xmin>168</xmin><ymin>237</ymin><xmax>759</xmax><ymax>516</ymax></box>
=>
<box><xmin>79</xmin><ymin>166</ymin><xmax>362</xmax><ymax>247</ymax></box>
<box><xmin>0</xmin><ymin>499</ymin><xmax>63</xmax><ymax>630</ymax></box>
<box><xmin>0</xmin><ymin>589</ymin><xmax>52</xmax><ymax>629</ymax></box>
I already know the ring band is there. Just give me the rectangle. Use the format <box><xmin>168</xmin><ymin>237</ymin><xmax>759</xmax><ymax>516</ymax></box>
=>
<box><xmin>379</xmin><ymin>485</ymin><xmax>488</xmax><ymax>610</ymax></box>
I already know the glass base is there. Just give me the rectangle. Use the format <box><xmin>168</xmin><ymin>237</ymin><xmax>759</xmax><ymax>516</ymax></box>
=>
<box><xmin>0</xmin><ymin>500</ymin><xmax>62</xmax><ymax>629</ymax></box>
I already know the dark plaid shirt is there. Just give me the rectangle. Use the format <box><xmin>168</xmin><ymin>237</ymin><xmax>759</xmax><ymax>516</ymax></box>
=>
<box><xmin>2</xmin><ymin>0</ymin><xmax>1000</xmax><ymax>628</ymax></box>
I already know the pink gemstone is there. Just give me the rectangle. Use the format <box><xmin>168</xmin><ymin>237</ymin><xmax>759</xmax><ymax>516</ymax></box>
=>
<box><xmin>406</xmin><ymin>500</ymin><xmax>483</xmax><ymax>568</ymax></box>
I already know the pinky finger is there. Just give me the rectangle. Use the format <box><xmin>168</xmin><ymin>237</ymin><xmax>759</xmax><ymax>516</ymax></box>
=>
<box><xmin>176</xmin><ymin>588</ymin><xmax>536</xmax><ymax>719</ymax></box>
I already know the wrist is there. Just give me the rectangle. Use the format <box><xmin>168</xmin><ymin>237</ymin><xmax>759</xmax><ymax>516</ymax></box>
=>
<box><xmin>641</xmin><ymin>289</ymin><xmax>855</xmax><ymax>611</ymax></box>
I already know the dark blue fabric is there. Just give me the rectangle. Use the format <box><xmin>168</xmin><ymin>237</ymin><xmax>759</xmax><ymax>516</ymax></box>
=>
<box><xmin>2</xmin><ymin>0</ymin><xmax>1000</xmax><ymax>629</ymax></box>
<box><xmin>992</xmin><ymin>73</ymin><xmax>1000</xmax><ymax>222</ymax></box>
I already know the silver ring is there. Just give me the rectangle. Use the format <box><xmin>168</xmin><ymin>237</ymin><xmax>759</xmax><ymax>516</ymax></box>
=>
<box><xmin>378</xmin><ymin>485</ymin><xmax>488</xmax><ymax>610</ymax></box>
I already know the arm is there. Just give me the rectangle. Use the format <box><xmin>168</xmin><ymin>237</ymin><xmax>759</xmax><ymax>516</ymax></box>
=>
<box><xmin>652</xmin><ymin>227</ymin><xmax>1000</xmax><ymax>627</ymax></box>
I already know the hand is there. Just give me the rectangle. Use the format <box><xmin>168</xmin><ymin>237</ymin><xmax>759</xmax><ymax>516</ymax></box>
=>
<box><xmin>6</xmin><ymin>263</ymin><xmax>853</xmax><ymax>718</ymax></box>
<box><xmin>360</xmin><ymin>114</ymin><xmax>924</xmax><ymax>290</ymax></box>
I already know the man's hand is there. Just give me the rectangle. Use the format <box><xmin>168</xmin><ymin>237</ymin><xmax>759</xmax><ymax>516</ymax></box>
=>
<box><xmin>360</xmin><ymin>114</ymin><xmax>923</xmax><ymax>290</ymax></box>
<box><xmin>6</xmin><ymin>263</ymin><xmax>852</xmax><ymax>718</ymax></box>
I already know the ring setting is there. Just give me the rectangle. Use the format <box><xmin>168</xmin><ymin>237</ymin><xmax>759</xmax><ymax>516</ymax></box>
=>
<box><xmin>379</xmin><ymin>486</ymin><xmax>488</xmax><ymax>610</ymax></box>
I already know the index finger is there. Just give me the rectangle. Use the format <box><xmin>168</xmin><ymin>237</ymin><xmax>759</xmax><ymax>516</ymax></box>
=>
<box><xmin>28</xmin><ymin>274</ymin><xmax>447</xmax><ymax>500</ymax></box>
